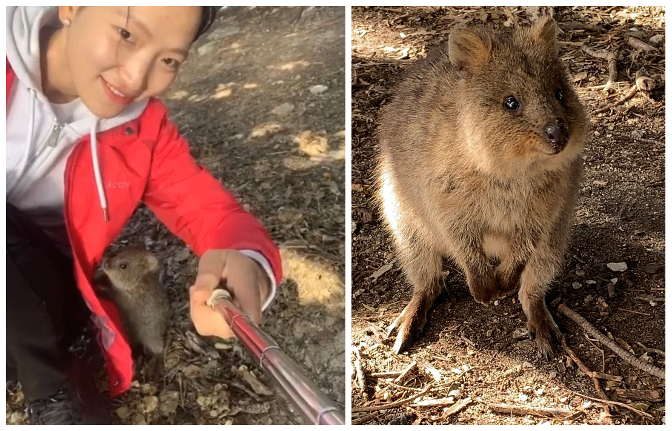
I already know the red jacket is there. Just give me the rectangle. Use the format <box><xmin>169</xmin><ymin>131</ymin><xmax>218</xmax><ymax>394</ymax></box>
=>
<box><xmin>6</xmin><ymin>62</ymin><xmax>282</xmax><ymax>396</ymax></box>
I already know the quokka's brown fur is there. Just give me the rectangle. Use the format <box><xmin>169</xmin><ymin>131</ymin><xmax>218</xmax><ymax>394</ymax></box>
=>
<box><xmin>375</xmin><ymin>16</ymin><xmax>588</xmax><ymax>359</ymax></box>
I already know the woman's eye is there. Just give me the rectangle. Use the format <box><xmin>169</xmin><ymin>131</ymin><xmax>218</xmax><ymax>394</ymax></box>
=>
<box><xmin>162</xmin><ymin>58</ymin><xmax>181</xmax><ymax>69</ymax></box>
<box><xmin>118</xmin><ymin>27</ymin><xmax>133</xmax><ymax>41</ymax></box>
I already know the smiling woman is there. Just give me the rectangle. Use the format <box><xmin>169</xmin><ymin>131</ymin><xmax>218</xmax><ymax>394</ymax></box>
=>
<box><xmin>6</xmin><ymin>5</ymin><xmax>287</xmax><ymax>425</ymax></box>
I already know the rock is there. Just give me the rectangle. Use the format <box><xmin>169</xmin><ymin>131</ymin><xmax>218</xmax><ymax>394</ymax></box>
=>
<box><xmin>159</xmin><ymin>391</ymin><xmax>180</xmax><ymax>416</ymax></box>
<box><xmin>310</xmin><ymin>85</ymin><xmax>328</xmax><ymax>94</ymax></box>
<box><xmin>649</xmin><ymin>34</ymin><xmax>664</xmax><ymax>46</ymax></box>
<box><xmin>513</xmin><ymin>327</ymin><xmax>528</xmax><ymax>339</ymax></box>
<box><xmin>644</xmin><ymin>263</ymin><xmax>660</xmax><ymax>274</ymax></box>
<box><xmin>586</xmin><ymin>280</ymin><xmax>597</xmax><ymax>285</ymax></box>
<box><xmin>197</xmin><ymin>41</ymin><xmax>219</xmax><ymax>56</ymax></box>
<box><xmin>238</xmin><ymin>365</ymin><xmax>274</xmax><ymax>396</ymax></box>
<box><xmin>631</xmin><ymin>129</ymin><xmax>646</xmax><ymax>139</ymax></box>
<box><xmin>271</xmin><ymin>102</ymin><xmax>295</xmax><ymax>116</ymax></box>
<box><xmin>607</xmin><ymin>262</ymin><xmax>628</xmax><ymax>272</ymax></box>
<box><xmin>207</xmin><ymin>26</ymin><xmax>241</xmax><ymax>41</ymax></box>
<box><xmin>142</xmin><ymin>395</ymin><xmax>159</xmax><ymax>414</ymax></box>
<box><xmin>131</xmin><ymin>413</ymin><xmax>148</xmax><ymax>425</ymax></box>
<box><xmin>593</xmin><ymin>180</ymin><xmax>608</xmax><ymax>186</ymax></box>
<box><xmin>572</xmin><ymin>282</ymin><xmax>582</xmax><ymax>290</ymax></box>
<box><xmin>115</xmin><ymin>406</ymin><xmax>132</xmax><ymax>420</ymax></box>
<box><xmin>585</xmin><ymin>295</ymin><xmax>594</xmax><ymax>303</ymax></box>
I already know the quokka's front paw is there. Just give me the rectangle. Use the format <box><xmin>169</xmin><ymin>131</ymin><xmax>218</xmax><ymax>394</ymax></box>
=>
<box><xmin>526</xmin><ymin>307</ymin><xmax>562</xmax><ymax>361</ymax></box>
<box><xmin>386</xmin><ymin>296</ymin><xmax>430</xmax><ymax>354</ymax></box>
<box><xmin>468</xmin><ymin>271</ymin><xmax>499</xmax><ymax>305</ymax></box>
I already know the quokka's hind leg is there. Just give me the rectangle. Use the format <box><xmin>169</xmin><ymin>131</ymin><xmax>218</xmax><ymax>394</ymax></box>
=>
<box><xmin>386</xmin><ymin>236</ymin><xmax>445</xmax><ymax>354</ymax></box>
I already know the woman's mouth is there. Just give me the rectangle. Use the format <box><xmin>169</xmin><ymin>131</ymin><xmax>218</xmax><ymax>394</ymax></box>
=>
<box><xmin>101</xmin><ymin>78</ymin><xmax>134</xmax><ymax>106</ymax></box>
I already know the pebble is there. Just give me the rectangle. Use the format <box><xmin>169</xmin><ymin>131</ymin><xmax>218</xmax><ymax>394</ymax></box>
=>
<box><xmin>271</xmin><ymin>102</ymin><xmax>295</xmax><ymax>116</ymax></box>
<box><xmin>159</xmin><ymin>391</ymin><xmax>180</xmax><ymax>416</ymax></box>
<box><xmin>649</xmin><ymin>34</ymin><xmax>664</xmax><ymax>45</ymax></box>
<box><xmin>644</xmin><ymin>263</ymin><xmax>660</xmax><ymax>274</ymax></box>
<box><xmin>310</xmin><ymin>85</ymin><xmax>328</xmax><ymax>94</ymax></box>
<box><xmin>572</xmin><ymin>282</ymin><xmax>582</xmax><ymax>290</ymax></box>
<box><xmin>115</xmin><ymin>406</ymin><xmax>132</xmax><ymax>419</ymax></box>
<box><xmin>586</xmin><ymin>280</ymin><xmax>597</xmax><ymax>285</ymax></box>
<box><xmin>610</xmin><ymin>278</ymin><xmax>618</xmax><ymax>285</ymax></box>
<box><xmin>142</xmin><ymin>396</ymin><xmax>159</xmax><ymax>414</ymax></box>
<box><xmin>607</xmin><ymin>262</ymin><xmax>627</xmax><ymax>272</ymax></box>
<box><xmin>631</xmin><ymin>129</ymin><xmax>646</xmax><ymax>139</ymax></box>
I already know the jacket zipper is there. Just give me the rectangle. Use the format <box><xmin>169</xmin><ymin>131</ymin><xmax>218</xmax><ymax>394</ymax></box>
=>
<box><xmin>46</xmin><ymin>120</ymin><xmax>64</xmax><ymax>147</ymax></box>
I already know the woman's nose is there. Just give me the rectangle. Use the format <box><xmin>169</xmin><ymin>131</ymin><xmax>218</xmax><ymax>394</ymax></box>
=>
<box><xmin>118</xmin><ymin>57</ymin><xmax>152</xmax><ymax>96</ymax></box>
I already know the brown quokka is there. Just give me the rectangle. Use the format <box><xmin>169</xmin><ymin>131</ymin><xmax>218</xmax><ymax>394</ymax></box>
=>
<box><xmin>376</xmin><ymin>16</ymin><xmax>588</xmax><ymax>359</ymax></box>
<box><xmin>98</xmin><ymin>246</ymin><xmax>170</xmax><ymax>378</ymax></box>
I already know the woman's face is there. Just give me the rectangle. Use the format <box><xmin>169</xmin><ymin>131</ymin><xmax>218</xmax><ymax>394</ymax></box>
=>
<box><xmin>59</xmin><ymin>6</ymin><xmax>201</xmax><ymax>118</ymax></box>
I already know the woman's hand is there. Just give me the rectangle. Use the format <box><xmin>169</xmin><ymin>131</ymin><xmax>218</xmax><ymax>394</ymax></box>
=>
<box><xmin>189</xmin><ymin>249</ymin><xmax>270</xmax><ymax>339</ymax></box>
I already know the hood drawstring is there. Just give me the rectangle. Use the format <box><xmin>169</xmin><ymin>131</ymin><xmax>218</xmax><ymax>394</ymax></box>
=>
<box><xmin>90</xmin><ymin>121</ymin><xmax>109</xmax><ymax>222</ymax></box>
<box><xmin>8</xmin><ymin>88</ymin><xmax>37</xmax><ymax>194</ymax></box>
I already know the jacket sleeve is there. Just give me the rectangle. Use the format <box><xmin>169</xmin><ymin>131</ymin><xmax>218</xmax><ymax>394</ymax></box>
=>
<box><xmin>142</xmin><ymin>112</ymin><xmax>282</xmax><ymax>286</ymax></box>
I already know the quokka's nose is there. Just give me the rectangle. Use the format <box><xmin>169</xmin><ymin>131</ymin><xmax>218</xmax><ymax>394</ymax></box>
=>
<box><xmin>544</xmin><ymin>119</ymin><xmax>569</xmax><ymax>153</ymax></box>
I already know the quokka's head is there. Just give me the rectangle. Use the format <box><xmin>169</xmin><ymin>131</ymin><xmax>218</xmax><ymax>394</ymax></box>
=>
<box><xmin>448</xmin><ymin>16</ymin><xmax>588</xmax><ymax>171</ymax></box>
<box><xmin>101</xmin><ymin>246</ymin><xmax>159</xmax><ymax>291</ymax></box>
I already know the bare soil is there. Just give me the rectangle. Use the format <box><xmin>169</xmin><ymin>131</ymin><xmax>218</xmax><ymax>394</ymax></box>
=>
<box><xmin>351</xmin><ymin>6</ymin><xmax>664</xmax><ymax>425</ymax></box>
<box><xmin>7</xmin><ymin>6</ymin><xmax>345</xmax><ymax>425</ymax></box>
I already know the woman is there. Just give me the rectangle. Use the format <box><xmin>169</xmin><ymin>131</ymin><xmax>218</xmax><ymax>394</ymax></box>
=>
<box><xmin>6</xmin><ymin>6</ymin><xmax>282</xmax><ymax>424</ymax></box>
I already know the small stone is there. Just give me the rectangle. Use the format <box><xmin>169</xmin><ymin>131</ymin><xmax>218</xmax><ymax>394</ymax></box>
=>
<box><xmin>594</xmin><ymin>130</ymin><xmax>601</xmax><ymax>137</ymax></box>
<box><xmin>585</xmin><ymin>295</ymin><xmax>594</xmax><ymax>303</ymax></box>
<box><xmin>586</xmin><ymin>280</ymin><xmax>597</xmax><ymax>285</ymax></box>
<box><xmin>494</xmin><ymin>300</ymin><xmax>500</xmax><ymax>306</ymax></box>
<box><xmin>631</xmin><ymin>129</ymin><xmax>646</xmax><ymax>139</ymax></box>
<box><xmin>132</xmin><ymin>413</ymin><xmax>148</xmax><ymax>425</ymax></box>
<box><xmin>593</xmin><ymin>180</ymin><xmax>608</xmax><ymax>187</ymax></box>
<box><xmin>610</xmin><ymin>278</ymin><xmax>618</xmax><ymax>284</ymax></box>
<box><xmin>519</xmin><ymin>394</ymin><xmax>528</xmax><ymax>402</ymax></box>
<box><xmin>115</xmin><ymin>406</ymin><xmax>132</xmax><ymax>419</ymax></box>
<box><xmin>572</xmin><ymin>282</ymin><xmax>582</xmax><ymax>290</ymax></box>
<box><xmin>271</xmin><ymin>102</ymin><xmax>295</xmax><ymax>116</ymax></box>
<box><xmin>649</xmin><ymin>34</ymin><xmax>664</xmax><ymax>45</ymax></box>
<box><xmin>607</xmin><ymin>262</ymin><xmax>628</xmax><ymax>272</ymax></box>
<box><xmin>309</xmin><ymin>85</ymin><xmax>328</xmax><ymax>94</ymax></box>
<box><xmin>142</xmin><ymin>395</ymin><xmax>159</xmax><ymax>414</ymax></box>
<box><xmin>549</xmin><ymin>371</ymin><xmax>557</xmax><ymax>379</ymax></box>
<box><xmin>536</xmin><ymin>387</ymin><xmax>544</xmax><ymax>395</ymax></box>
<box><xmin>159</xmin><ymin>391</ymin><xmax>180</xmax><ymax>416</ymax></box>
<box><xmin>644</xmin><ymin>264</ymin><xmax>660</xmax><ymax>274</ymax></box>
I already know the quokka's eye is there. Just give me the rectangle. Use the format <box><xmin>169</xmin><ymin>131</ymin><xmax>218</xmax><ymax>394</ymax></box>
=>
<box><xmin>503</xmin><ymin>95</ymin><xmax>520</xmax><ymax>111</ymax></box>
<box><xmin>555</xmin><ymin>89</ymin><xmax>563</xmax><ymax>101</ymax></box>
<box><xmin>119</xmin><ymin>263</ymin><xmax>127</xmax><ymax>270</ymax></box>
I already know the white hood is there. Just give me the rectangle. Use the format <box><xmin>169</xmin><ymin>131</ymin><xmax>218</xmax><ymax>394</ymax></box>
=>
<box><xmin>6</xmin><ymin>6</ymin><xmax>148</xmax><ymax>224</ymax></box>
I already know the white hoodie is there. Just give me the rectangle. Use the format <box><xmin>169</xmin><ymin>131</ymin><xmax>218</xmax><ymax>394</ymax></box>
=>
<box><xmin>6</xmin><ymin>6</ymin><xmax>277</xmax><ymax>310</ymax></box>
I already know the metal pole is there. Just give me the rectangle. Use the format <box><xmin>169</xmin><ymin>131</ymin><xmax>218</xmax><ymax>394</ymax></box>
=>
<box><xmin>207</xmin><ymin>289</ymin><xmax>345</xmax><ymax>425</ymax></box>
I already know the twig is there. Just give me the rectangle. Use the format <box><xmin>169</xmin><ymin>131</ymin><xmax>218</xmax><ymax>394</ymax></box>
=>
<box><xmin>394</xmin><ymin>360</ymin><xmax>417</xmax><ymax>384</ymax></box>
<box><xmin>383</xmin><ymin>381</ymin><xmax>425</xmax><ymax>393</ymax></box>
<box><xmin>489</xmin><ymin>403</ymin><xmax>574</xmax><ymax>418</ymax></box>
<box><xmin>636</xmin><ymin>295</ymin><xmax>665</xmax><ymax>302</ymax></box>
<box><xmin>592</xmin><ymin>84</ymin><xmax>639</xmax><ymax>115</ymax></box>
<box><xmin>582</xmin><ymin>47</ymin><xmax>618</xmax><ymax>92</ymax></box>
<box><xmin>584</xmin><ymin>333</ymin><xmax>605</xmax><ymax>372</ymax></box>
<box><xmin>562</xmin><ymin>337</ymin><xmax>612</xmax><ymax>420</ymax></box>
<box><xmin>558</xmin><ymin>304</ymin><xmax>665</xmax><ymax>380</ymax></box>
<box><xmin>635</xmin><ymin>341</ymin><xmax>665</xmax><ymax>357</ymax></box>
<box><xmin>352</xmin><ymin>385</ymin><xmax>432</xmax><ymax>413</ymax></box>
<box><xmin>631</xmin><ymin>137</ymin><xmax>664</xmax><ymax>146</ymax></box>
<box><xmin>628</xmin><ymin>37</ymin><xmax>660</xmax><ymax>54</ymax></box>
<box><xmin>354</xmin><ymin>356</ymin><xmax>368</xmax><ymax>398</ymax></box>
<box><xmin>442</xmin><ymin>397</ymin><xmax>472</xmax><ymax>418</ymax></box>
<box><xmin>413</xmin><ymin>397</ymin><xmax>455</xmax><ymax>407</ymax></box>
<box><xmin>371</xmin><ymin>371</ymin><xmax>401</xmax><ymax>378</ymax></box>
<box><xmin>570</xmin><ymin>390</ymin><xmax>654</xmax><ymax>420</ymax></box>
<box><xmin>617</xmin><ymin>308</ymin><xmax>652</xmax><ymax>316</ymax></box>
<box><xmin>352</xmin><ymin>412</ymin><xmax>380</xmax><ymax>425</ymax></box>
<box><xmin>614</xmin><ymin>388</ymin><xmax>664</xmax><ymax>402</ymax></box>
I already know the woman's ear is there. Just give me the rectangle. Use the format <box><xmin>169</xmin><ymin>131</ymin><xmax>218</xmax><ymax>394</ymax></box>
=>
<box><xmin>58</xmin><ymin>6</ymin><xmax>81</xmax><ymax>27</ymax></box>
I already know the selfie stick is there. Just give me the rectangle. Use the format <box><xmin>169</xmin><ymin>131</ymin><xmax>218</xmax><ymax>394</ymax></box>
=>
<box><xmin>207</xmin><ymin>288</ymin><xmax>345</xmax><ymax>425</ymax></box>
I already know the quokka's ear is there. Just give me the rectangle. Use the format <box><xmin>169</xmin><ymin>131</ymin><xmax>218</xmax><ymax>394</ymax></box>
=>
<box><xmin>145</xmin><ymin>254</ymin><xmax>159</xmax><ymax>273</ymax></box>
<box><xmin>448</xmin><ymin>27</ymin><xmax>493</xmax><ymax>79</ymax></box>
<box><xmin>526</xmin><ymin>15</ymin><xmax>558</xmax><ymax>54</ymax></box>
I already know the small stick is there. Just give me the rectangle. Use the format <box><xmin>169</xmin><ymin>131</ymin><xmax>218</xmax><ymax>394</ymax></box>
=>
<box><xmin>352</xmin><ymin>385</ymin><xmax>432</xmax><ymax>413</ymax></box>
<box><xmin>582</xmin><ymin>47</ymin><xmax>618</xmax><ymax>92</ymax></box>
<box><xmin>614</xmin><ymin>388</ymin><xmax>664</xmax><ymax>402</ymax></box>
<box><xmin>354</xmin><ymin>357</ymin><xmax>368</xmax><ymax>398</ymax></box>
<box><xmin>562</xmin><ymin>337</ymin><xmax>612</xmax><ymax>420</ymax></box>
<box><xmin>631</xmin><ymin>137</ymin><xmax>664</xmax><ymax>146</ymax></box>
<box><xmin>394</xmin><ymin>360</ymin><xmax>417</xmax><ymax>384</ymax></box>
<box><xmin>592</xmin><ymin>84</ymin><xmax>639</xmax><ymax>115</ymax></box>
<box><xmin>371</xmin><ymin>371</ymin><xmax>401</xmax><ymax>378</ymax></box>
<box><xmin>618</xmin><ymin>308</ymin><xmax>652</xmax><ymax>316</ymax></box>
<box><xmin>628</xmin><ymin>37</ymin><xmax>660</xmax><ymax>54</ymax></box>
<box><xmin>558</xmin><ymin>304</ymin><xmax>665</xmax><ymax>380</ymax></box>
<box><xmin>636</xmin><ymin>341</ymin><xmax>665</xmax><ymax>357</ymax></box>
<box><xmin>413</xmin><ymin>397</ymin><xmax>455</xmax><ymax>407</ymax></box>
<box><xmin>570</xmin><ymin>390</ymin><xmax>654</xmax><ymax>420</ymax></box>
<box><xmin>636</xmin><ymin>295</ymin><xmax>665</xmax><ymax>302</ymax></box>
<box><xmin>461</xmin><ymin>335</ymin><xmax>475</xmax><ymax>347</ymax></box>
<box><xmin>442</xmin><ymin>397</ymin><xmax>472</xmax><ymax>418</ymax></box>
<box><xmin>489</xmin><ymin>403</ymin><xmax>574</xmax><ymax>418</ymax></box>
<box><xmin>384</xmin><ymin>381</ymin><xmax>425</xmax><ymax>392</ymax></box>
<box><xmin>351</xmin><ymin>412</ymin><xmax>380</xmax><ymax>425</ymax></box>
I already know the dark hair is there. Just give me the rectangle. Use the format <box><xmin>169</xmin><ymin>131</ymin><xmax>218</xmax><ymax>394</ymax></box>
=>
<box><xmin>195</xmin><ymin>6</ymin><xmax>218</xmax><ymax>41</ymax></box>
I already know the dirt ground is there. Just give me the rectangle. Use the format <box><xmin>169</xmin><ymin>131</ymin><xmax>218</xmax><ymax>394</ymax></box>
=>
<box><xmin>6</xmin><ymin>6</ymin><xmax>345</xmax><ymax>425</ymax></box>
<box><xmin>351</xmin><ymin>6</ymin><xmax>664</xmax><ymax>425</ymax></box>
